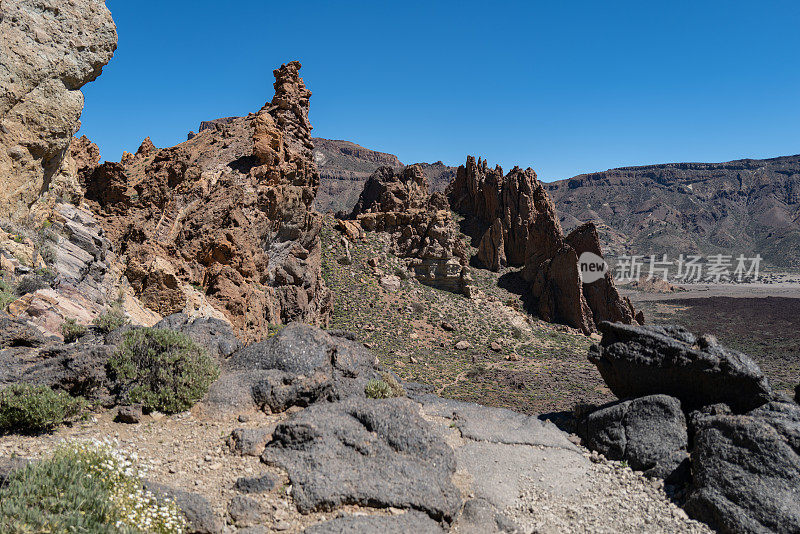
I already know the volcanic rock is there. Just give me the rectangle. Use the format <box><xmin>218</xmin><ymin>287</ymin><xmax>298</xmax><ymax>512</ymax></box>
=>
<box><xmin>350</xmin><ymin>165</ymin><xmax>473</xmax><ymax>296</ymax></box>
<box><xmin>262</xmin><ymin>397</ymin><xmax>462</xmax><ymax>520</ymax></box>
<box><xmin>448</xmin><ymin>156</ymin><xmax>637</xmax><ymax>333</ymax></box>
<box><xmin>685</xmin><ymin>400</ymin><xmax>800</xmax><ymax>533</ymax></box>
<box><xmin>576</xmin><ymin>395</ymin><xmax>689</xmax><ymax>482</ymax></box>
<box><xmin>588</xmin><ymin>322</ymin><xmax>773</xmax><ymax>412</ymax></box>
<box><xmin>83</xmin><ymin>61</ymin><xmax>331</xmax><ymax>340</ymax></box>
<box><xmin>0</xmin><ymin>0</ymin><xmax>117</xmax><ymax>220</ymax></box>
<box><xmin>305</xmin><ymin>511</ymin><xmax>446</xmax><ymax>534</ymax></box>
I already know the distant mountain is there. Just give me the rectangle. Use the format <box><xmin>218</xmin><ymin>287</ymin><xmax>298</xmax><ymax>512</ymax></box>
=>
<box><xmin>545</xmin><ymin>155</ymin><xmax>800</xmax><ymax>269</ymax></box>
<box><xmin>312</xmin><ymin>138</ymin><xmax>456</xmax><ymax>213</ymax></box>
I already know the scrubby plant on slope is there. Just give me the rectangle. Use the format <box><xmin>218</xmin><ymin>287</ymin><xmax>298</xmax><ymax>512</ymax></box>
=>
<box><xmin>0</xmin><ymin>439</ymin><xmax>187</xmax><ymax>533</ymax></box>
<box><xmin>109</xmin><ymin>328</ymin><xmax>219</xmax><ymax>414</ymax></box>
<box><xmin>60</xmin><ymin>317</ymin><xmax>88</xmax><ymax>343</ymax></box>
<box><xmin>93</xmin><ymin>306</ymin><xmax>130</xmax><ymax>334</ymax></box>
<box><xmin>0</xmin><ymin>384</ymin><xmax>86</xmax><ymax>434</ymax></box>
<box><xmin>365</xmin><ymin>372</ymin><xmax>405</xmax><ymax>399</ymax></box>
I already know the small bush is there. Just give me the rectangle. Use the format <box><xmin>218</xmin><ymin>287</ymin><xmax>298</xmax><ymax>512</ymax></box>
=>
<box><xmin>0</xmin><ymin>384</ymin><xmax>86</xmax><ymax>434</ymax></box>
<box><xmin>365</xmin><ymin>372</ymin><xmax>405</xmax><ymax>399</ymax></box>
<box><xmin>0</xmin><ymin>278</ymin><xmax>14</xmax><ymax>309</ymax></box>
<box><xmin>61</xmin><ymin>318</ymin><xmax>88</xmax><ymax>343</ymax></box>
<box><xmin>94</xmin><ymin>307</ymin><xmax>130</xmax><ymax>334</ymax></box>
<box><xmin>0</xmin><ymin>439</ymin><xmax>186</xmax><ymax>533</ymax></box>
<box><xmin>109</xmin><ymin>328</ymin><xmax>219</xmax><ymax>414</ymax></box>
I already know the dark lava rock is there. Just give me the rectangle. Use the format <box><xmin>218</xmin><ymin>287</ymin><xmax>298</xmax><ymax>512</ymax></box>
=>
<box><xmin>685</xmin><ymin>400</ymin><xmax>800</xmax><ymax>533</ymax></box>
<box><xmin>115</xmin><ymin>404</ymin><xmax>142</xmax><ymax>424</ymax></box>
<box><xmin>211</xmin><ymin>324</ymin><xmax>380</xmax><ymax>414</ymax></box>
<box><xmin>234</xmin><ymin>473</ymin><xmax>277</xmax><ymax>494</ymax></box>
<box><xmin>303</xmin><ymin>511</ymin><xmax>445</xmax><ymax>534</ymax></box>
<box><xmin>227</xmin><ymin>495</ymin><xmax>268</xmax><ymax>527</ymax></box>
<box><xmin>262</xmin><ymin>397</ymin><xmax>462</xmax><ymax>520</ymax></box>
<box><xmin>589</xmin><ymin>322</ymin><xmax>772</xmax><ymax>412</ymax></box>
<box><xmin>155</xmin><ymin>313</ymin><xmax>241</xmax><ymax>360</ymax></box>
<box><xmin>145</xmin><ymin>481</ymin><xmax>223</xmax><ymax>534</ymax></box>
<box><xmin>0</xmin><ymin>315</ymin><xmax>48</xmax><ymax>349</ymax></box>
<box><xmin>576</xmin><ymin>395</ymin><xmax>689</xmax><ymax>483</ymax></box>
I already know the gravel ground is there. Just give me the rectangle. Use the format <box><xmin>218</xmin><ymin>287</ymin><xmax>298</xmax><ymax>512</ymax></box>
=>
<box><xmin>507</xmin><ymin>455</ymin><xmax>712</xmax><ymax>534</ymax></box>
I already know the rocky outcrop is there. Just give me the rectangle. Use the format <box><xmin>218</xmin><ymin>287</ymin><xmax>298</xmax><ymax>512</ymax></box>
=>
<box><xmin>584</xmin><ymin>323</ymin><xmax>800</xmax><ymax>533</ymax></box>
<box><xmin>349</xmin><ymin>166</ymin><xmax>473</xmax><ymax>296</ymax></box>
<box><xmin>588</xmin><ymin>322</ymin><xmax>773</xmax><ymax>412</ymax></box>
<box><xmin>0</xmin><ymin>0</ymin><xmax>117</xmax><ymax>220</ymax></box>
<box><xmin>448</xmin><ymin>156</ymin><xmax>637</xmax><ymax>333</ymax></box>
<box><xmin>83</xmin><ymin>61</ymin><xmax>331</xmax><ymax>341</ymax></box>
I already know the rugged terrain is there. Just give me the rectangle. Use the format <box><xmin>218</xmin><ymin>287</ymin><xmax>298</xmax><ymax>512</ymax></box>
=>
<box><xmin>546</xmin><ymin>155</ymin><xmax>800</xmax><ymax>269</ymax></box>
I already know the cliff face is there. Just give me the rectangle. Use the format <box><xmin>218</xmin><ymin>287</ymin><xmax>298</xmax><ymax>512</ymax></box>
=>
<box><xmin>546</xmin><ymin>155</ymin><xmax>800</xmax><ymax>269</ymax></box>
<box><xmin>82</xmin><ymin>61</ymin><xmax>331</xmax><ymax>341</ymax></box>
<box><xmin>0</xmin><ymin>0</ymin><xmax>117</xmax><ymax>220</ymax></box>
<box><xmin>449</xmin><ymin>156</ymin><xmax>638</xmax><ymax>333</ymax></box>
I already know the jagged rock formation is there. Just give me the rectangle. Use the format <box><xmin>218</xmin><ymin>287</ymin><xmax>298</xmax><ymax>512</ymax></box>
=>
<box><xmin>448</xmin><ymin>156</ymin><xmax>637</xmax><ymax>333</ymax></box>
<box><xmin>546</xmin><ymin>154</ymin><xmax>800</xmax><ymax>269</ymax></box>
<box><xmin>0</xmin><ymin>0</ymin><xmax>117</xmax><ymax>220</ymax></box>
<box><xmin>81</xmin><ymin>61</ymin><xmax>331</xmax><ymax>340</ymax></box>
<box><xmin>348</xmin><ymin>166</ymin><xmax>473</xmax><ymax>296</ymax></box>
<box><xmin>584</xmin><ymin>322</ymin><xmax>800</xmax><ymax>533</ymax></box>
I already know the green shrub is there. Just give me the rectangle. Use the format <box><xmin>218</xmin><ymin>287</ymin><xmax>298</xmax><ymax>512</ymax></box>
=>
<box><xmin>0</xmin><ymin>439</ymin><xmax>186</xmax><ymax>533</ymax></box>
<box><xmin>94</xmin><ymin>307</ymin><xmax>130</xmax><ymax>334</ymax></box>
<box><xmin>109</xmin><ymin>328</ymin><xmax>219</xmax><ymax>414</ymax></box>
<box><xmin>0</xmin><ymin>384</ymin><xmax>86</xmax><ymax>434</ymax></box>
<box><xmin>365</xmin><ymin>372</ymin><xmax>405</xmax><ymax>399</ymax></box>
<box><xmin>0</xmin><ymin>278</ymin><xmax>14</xmax><ymax>310</ymax></box>
<box><xmin>61</xmin><ymin>318</ymin><xmax>88</xmax><ymax>343</ymax></box>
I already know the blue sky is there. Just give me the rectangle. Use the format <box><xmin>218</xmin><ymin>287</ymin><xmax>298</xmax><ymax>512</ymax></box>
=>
<box><xmin>81</xmin><ymin>0</ymin><xmax>800</xmax><ymax>182</ymax></box>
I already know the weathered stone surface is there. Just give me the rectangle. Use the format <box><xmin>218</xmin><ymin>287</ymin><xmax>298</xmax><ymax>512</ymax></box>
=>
<box><xmin>227</xmin><ymin>427</ymin><xmax>273</xmax><ymax>457</ymax></box>
<box><xmin>115</xmin><ymin>404</ymin><xmax>143</xmax><ymax>424</ymax></box>
<box><xmin>685</xmin><ymin>400</ymin><xmax>800</xmax><ymax>533</ymax></box>
<box><xmin>453</xmin><ymin>498</ymin><xmax>523</xmax><ymax>534</ymax></box>
<box><xmin>145</xmin><ymin>481</ymin><xmax>224</xmax><ymax>534</ymax></box>
<box><xmin>262</xmin><ymin>397</ymin><xmax>462</xmax><ymax>520</ymax></box>
<box><xmin>448</xmin><ymin>156</ymin><xmax>637</xmax><ymax>332</ymax></box>
<box><xmin>227</xmin><ymin>495</ymin><xmax>268</xmax><ymax>527</ymax></box>
<box><xmin>350</xmin><ymin>165</ymin><xmax>473</xmax><ymax>296</ymax></box>
<box><xmin>234</xmin><ymin>473</ymin><xmax>277</xmax><ymax>494</ymax></box>
<box><xmin>589</xmin><ymin>322</ymin><xmax>773</xmax><ymax>412</ymax></box>
<box><xmin>0</xmin><ymin>0</ymin><xmax>117</xmax><ymax>220</ymax></box>
<box><xmin>576</xmin><ymin>395</ymin><xmax>689</xmax><ymax>482</ymax></box>
<box><xmin>304</xmin><ymin>511</ymin><xmax>445</xmax><ymax>534</ymax></box>
<box><xmin>84</xmin><ymin>62</ymin><xmax>330</xmax><ymax>341</ymax></box>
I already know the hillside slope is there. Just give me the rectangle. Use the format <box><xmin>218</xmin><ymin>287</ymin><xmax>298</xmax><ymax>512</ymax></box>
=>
<box><xmin>546</xmin><ymin>155</ymin><xmax>800</xmax><ymax>269</ymax></box>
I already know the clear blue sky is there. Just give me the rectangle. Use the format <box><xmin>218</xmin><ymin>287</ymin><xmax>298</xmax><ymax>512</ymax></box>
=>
<box><xmin>80</xmin><ymin>0</ymin><xmax>800</xmax><ymax>182</ymax></box>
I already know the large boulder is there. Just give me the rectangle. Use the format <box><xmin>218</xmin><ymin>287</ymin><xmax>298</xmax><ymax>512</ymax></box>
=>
<box><xmin>0</xmin><ymin>0</ymin><xmax>117</xmax><ymax>219</ymax></box>
<box><xmin>262</xmin><ymin>397</ymin><xmax>462</xmax><ymax>521</ymax></box>
<box><xmin>588</xmin><ymin>322</ymin><xmax>773</xmax><ymax>412</ymax></box>
<box><xmin>576</xmin><ymin>395</ymin><xmax>689</xmax><ymax>482</ymax></box>
<box><xmin>685</xmin><ymin>400</ymin><xmax>800</xmax><ymax>533</ymax></box>
<box><xmin>206</xmin><ymin>324</ymin><xmax>380</xmax><ymax>414</ymax></box>
<box><xmin>304</xmin><ymin>511</ymin><xmax>445</xmax><ymax>534</ymax></box>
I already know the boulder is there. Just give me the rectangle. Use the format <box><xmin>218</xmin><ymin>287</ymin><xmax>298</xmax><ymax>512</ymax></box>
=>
<box><xmin>0</xmin><ymin>0</ymin><xmax>117</xmax><ymax>219</ymax></box>
<box><xmin>234</xmin><ymin>473</ymin><xmax>277</xmax><ymax>494</ymax></box>
<box><xmin>685</xmin><ymin>400</ymin><xmax>800</xmax><ymax>533</ymax></box>
<box><xmin>144</xmin><ymin>481</ymin><xmax>223</xmax><ymax>534</ymax></box>
<box><xmin>576</xmin><ymin>395</ymin><xmax>689</xmax><ymax>482</ymax></box>
<box><xmin>227</xmin><ymin>495</ymin><xmax>268</xmax><ymax>528</ymax></box>
<box><xmin>588</xmin><ymin>322</ymin><xmax>773</xmax><ymax>412</ymax></box>
<box><xmin>262</xmin><ymin>397</ymin><xmax>462</xmax><ymax>520</ymax></box>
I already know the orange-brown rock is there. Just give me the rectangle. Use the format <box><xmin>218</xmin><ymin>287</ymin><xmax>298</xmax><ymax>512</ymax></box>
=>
<box><xmin>449</xmin><ymin>155</ymin><xmax>640</xmax><ymax>333</ymax></box>
<box><xmin>350</xmin><ymin>165</ymin><xmax>473</xmax><ymax>296</ymax></box>
<box><xmin>83</xmin><ymin>61</ymin><xmax>330</xmax><ymax>341</ymax></box>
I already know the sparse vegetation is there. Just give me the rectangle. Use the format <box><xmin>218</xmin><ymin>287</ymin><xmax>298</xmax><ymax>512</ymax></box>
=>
<box><xmin>94</xmin><ymin>306</ymin><xmax>130</xmax><ymax>334</ymax></box>
<box><xmin>0</xmin><ymin>384</ymin><xmax>86</xmax><ymax>434</ymax></box>
<box><xmin>0</xmin><ymin>439</ymin><xmax>186</xmax><ymax>533</ymax></box>
<box><xmin>13</xmin><ymin>273</ymin><xmax>50</xmax><ymax>295</ymax></box>
<box><xmin>0</xmin><ymin>278</ymin><xmax>15</xmax><ymax>309</ymax></box>
<box><xmin>366</xmin><ymin>372</ymin><xmax>405</xmax><ymax>399</ymax></box>
<box><xmin>109</xmin><ymin>328</ymin><xmax>220</xmax><ymax>414</ymax></box>
<box><xmin>61</xmin><ymin>318</ymin><xmax>88</xmax><ymax>343</ymax></box>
